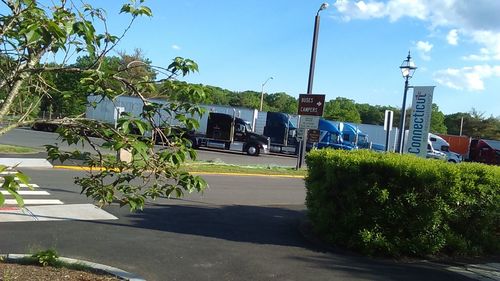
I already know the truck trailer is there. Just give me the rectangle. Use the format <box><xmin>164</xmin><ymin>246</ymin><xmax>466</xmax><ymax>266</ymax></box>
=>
<box><xmin>437</xmin><ymin>134</ymin><xmax>499</xmax><ymax>165</ymax></box>
<box><xmin>85</xmin><ymin>96</ymin><xmax>270</xmax><ymax>156</ymax></box>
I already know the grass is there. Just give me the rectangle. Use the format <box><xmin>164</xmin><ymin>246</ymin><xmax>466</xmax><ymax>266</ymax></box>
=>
<box><xmin>182</xmin><ymin>161</ymin><xmax>307</xmax><ymax>177</ymax></box>
<box><xmin>59</xmin><ymin>151</ymin><xmax>307</xmax><ymax>177</ymax></box>
<box><xmin>0</xmin><ymin>144</ymin><xmax>39</xmax><ymax>154</ymax></box>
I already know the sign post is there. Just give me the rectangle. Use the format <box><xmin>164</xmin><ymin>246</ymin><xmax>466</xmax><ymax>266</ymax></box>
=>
<box><xmin>296</xmin><ymin>94</ymin><xmax>325</xmax><ymax>169</ymax></box>
<box><xmin>384</xmin><ymin>110</ymin><xmax>394</xmax><ymax>152</ymax></box>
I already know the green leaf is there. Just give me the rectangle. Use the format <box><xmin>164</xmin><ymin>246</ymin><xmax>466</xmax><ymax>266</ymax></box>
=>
<box><xmin>7</xmin><ymin>189</ymin><xmax>24</xmax><ymax>207</ymax></box>
<box><xmin>134</xmin><ymin>120</ymin><xmax>146</xmax><ymax>135</ymax></box>
<box><xmin>120</xmin><ymin>4</ymin><xmax>132</xmax><ymax>14</ymax></box>
<box><xmin>15</xmin><ymin>172</ymin><xmax>30</xmax><ymax>185</ymax></box>
<box><xmin>26</xmin><ymin>29</ymin><xmax>42</xmax><ymax>44</ymax></box>
<box><xmin>138</xmin><ymin>6</ymin><xmax>153</xmax><ymax>17</ymax></box>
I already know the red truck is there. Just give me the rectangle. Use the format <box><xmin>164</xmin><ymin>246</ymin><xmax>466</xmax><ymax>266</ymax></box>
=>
<box><xmin>437</xmin><ymin>134</ymin><xmax>500</xmax><ymax>165</ymax></box>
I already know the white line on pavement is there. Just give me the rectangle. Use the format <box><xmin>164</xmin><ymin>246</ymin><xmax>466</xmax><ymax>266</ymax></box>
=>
<box><xmin>4</xmin><ymin>199</ymin><xmax>63</xmax><ymax>205</ymax></box>
<box><xmin>1</xmin><ymin>191</ymin><xmax>50</xmax><ymax>195</ymax></box>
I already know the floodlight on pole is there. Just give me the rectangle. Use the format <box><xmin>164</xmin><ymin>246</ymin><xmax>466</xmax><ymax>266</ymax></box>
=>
<box><xmin>298</xmin><ymin>2</ymin><xmax>329</xmax><ymax>170</ymax></box>
<box><xmin>260</xmin><ymin>76</ymin><xmax>273</xmax><ymax>111</ymax></box>
<box><xmin>306</xmin><ymin>2</ymin><xmax>329</xmax><ymax>95</ymax></box>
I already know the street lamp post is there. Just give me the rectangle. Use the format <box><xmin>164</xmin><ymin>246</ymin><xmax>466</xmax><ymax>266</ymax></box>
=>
<box><xmin>298</xmin><ymin>2</ymin><xmax>328</xmax><ymax>169</ymax></box>
<box><xmin>307</xmin><ymin>2</ymin><xmax>329</xmax><ymax>94</ymax></box>
<box><xmin>396</xmin><ymin>51</ymin><xmax>417</xmax><ymax>153</ymax></box>
<box><xmin>260</xmin><ymin>76</ymin><xmax>273</xmax><ymax>111</ymax></box>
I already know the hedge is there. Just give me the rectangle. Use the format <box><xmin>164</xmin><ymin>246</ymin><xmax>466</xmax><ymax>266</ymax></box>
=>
<box><xmin>305</xmin><ymin>149</ymin><xmax>499</xmax><ymax>257</ymax></box>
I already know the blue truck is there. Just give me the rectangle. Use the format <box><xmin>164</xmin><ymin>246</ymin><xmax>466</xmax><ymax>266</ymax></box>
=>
<box><xmin>261</xmin><ymin>112</ymin><xmax>300</xmax><ymax>154</ymax></box>
<box><xmin>340</xmin><ymin>123</ymin><xmax>368</xmax><ymax>149</ymax></box>
<box><xmin>307</xmin><ymin>119</ymin><xmax>354</xmax><ymax>151</ymax></box>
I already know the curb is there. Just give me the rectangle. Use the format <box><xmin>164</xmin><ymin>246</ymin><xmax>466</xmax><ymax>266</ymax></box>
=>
<box><xmin>2</xmin><ymin>254</ymin><xmax>146</xmax><ymax>281</ymax></box>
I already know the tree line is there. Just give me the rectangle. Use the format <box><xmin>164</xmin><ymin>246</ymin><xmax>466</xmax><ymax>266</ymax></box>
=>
<box><xmin>2</xmin><ymin>51</ymin><xmax>498</xmax><ymax>140</ymax></box>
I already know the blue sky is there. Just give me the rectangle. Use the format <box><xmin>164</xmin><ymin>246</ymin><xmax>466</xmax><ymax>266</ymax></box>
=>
<box><xmin>89</xmin><ymin>0</ymin><xmax>499</xmax><ymax>117</ymax></box>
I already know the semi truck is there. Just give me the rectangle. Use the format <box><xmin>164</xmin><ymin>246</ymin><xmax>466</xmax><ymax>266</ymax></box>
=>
<box><xmin>429</xmin><ymin>133</ymin><xmax>462</xmax><ymax>163</ymax></box>
<box><xmin>189</xmin><ymin>112</ymin><xmax>269</xmax><ymax>156</ymax></box>
<box><xmin>83</xmin><ymin>96</ymin><xmax>270</xmax><ymax>156</ymax></box>
<box><xmin>340</xmin><ymin>123</ymin><xmax>369</xmax><ymax>149</ymax></box>
<box><xmin>307</xmin><ymin>119</ymin><xmax>354</xmax><ymax>151</ymax></box>
<box><xmin>259</xmin><ymin>112</ymin><xmax>299</xmax><ymax>154</ymax></box>
<box><xmin>438</xmin><ymin>134</ymin><xmax>500</xmax><ymax>165</ymax></box>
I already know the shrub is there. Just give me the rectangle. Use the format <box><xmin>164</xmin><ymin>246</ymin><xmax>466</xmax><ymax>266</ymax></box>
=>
<box><xmin>32</xmin><ymin>249</ymin><xmax>59</xmax><ymax>267</ymax></box>
<box><xmin>305</xmin><ymin>149</ymin><xmax>499</xmax><ymax>257</ymax></box>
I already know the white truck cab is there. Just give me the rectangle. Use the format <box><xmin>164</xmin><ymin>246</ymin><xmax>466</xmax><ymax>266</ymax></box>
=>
<box><xmin>426</xmin><ymin>141</ymin><xmax>447</xmax><ymax>160</ymax></box>
<box><xmin>429</xmin><ymin>133</ymin><xmax>462</xmax><ymax>163</ymax></box>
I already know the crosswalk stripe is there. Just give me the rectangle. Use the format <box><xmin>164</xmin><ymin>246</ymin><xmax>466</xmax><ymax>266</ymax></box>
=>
<box><xmin>0</xmin><ymin>171</ymin><xmax>18</xmax><ymax>175</ymax></box>
<box><xmin>0</xmin><ymin>184</ymin><xmax>40</xmax><ymax>188</ymax></box>
<box><xmin>0</xmin><ymin>176</ymin><xmax>24</xmax><ymax>180</ymax></box>
<box><xmin>18</xmin><ymin>184</ymin><xmax>39</xmax><ymax>188</ymax></box>
<box><xmin>1</xmin><ymin>191</ymin><xmax>50</xmax><ymax>195</ymax></box>
<box><xmin>4</xmin><ymin>199</ymin><xmax>63</xmax><ymax>205</ymax></box>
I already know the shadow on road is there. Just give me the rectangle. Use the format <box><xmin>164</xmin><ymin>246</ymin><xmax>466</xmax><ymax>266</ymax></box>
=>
<box><xmin>92</xmin><ymin>203</ymin><xmax>475</xmax><ymax>281</ymax></box>
<box><xmin>288</xmin><ymin>254</ymin><xmax>474</xmax><ymax>281</ymax></box>
<box><xmin>120</xmin><ymin>203</ymin><xmax>308</xmax><ymax>247</ymax></box>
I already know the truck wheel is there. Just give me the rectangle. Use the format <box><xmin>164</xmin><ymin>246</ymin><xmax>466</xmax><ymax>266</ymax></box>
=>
<box><xmin>246</xmin><ymin>144</ymin><xmax>260</xmax><ymax>156</ymax></box>
<box><xmin>189</xmin><ymin>137</ymin><xmax>199</xmax><ymax>149</ymax></box>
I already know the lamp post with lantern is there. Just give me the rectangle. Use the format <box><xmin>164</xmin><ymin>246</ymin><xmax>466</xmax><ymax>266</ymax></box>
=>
<box><xmin>396</xmin><ymin>51</ymin><xmax>417</xmax><ymax>153</ymax></box>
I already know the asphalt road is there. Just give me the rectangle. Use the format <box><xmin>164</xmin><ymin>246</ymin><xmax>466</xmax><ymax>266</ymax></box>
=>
<box><xmin>0</xmin><ymin>168</ymin><xmax>476</xmax><ymax>281</ymax></box>
<box><xmin>0</xmin><ymin>128</ymin><xmax>298</xmax><ymax>167</ymax></box>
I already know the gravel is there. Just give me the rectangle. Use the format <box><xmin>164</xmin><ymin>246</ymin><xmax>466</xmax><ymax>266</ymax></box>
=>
<box><xmin>0</xmin><ymin>262</ymin><xmax>122</xmax><ymax>281</ymax></box>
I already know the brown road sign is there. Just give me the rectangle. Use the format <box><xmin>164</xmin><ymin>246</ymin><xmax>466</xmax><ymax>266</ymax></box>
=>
<box><xmin>307</xmin><ymin>129</ymin><xmax>320</xmax><ymax>143</ymax></box>
<box><xmin>298</xmin><ymin>94</ymin><xmax>325</xmax><ymax>116</ymax></box>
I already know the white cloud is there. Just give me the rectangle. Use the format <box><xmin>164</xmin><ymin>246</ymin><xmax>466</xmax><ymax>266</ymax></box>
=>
<box><xmin>415</xmin><ymin>41</ymin><xmax>433</xmax><ymax>61</ymax></box>
<box><xmin>333</xmin><ymin>0</ymin><xmax>428</xmax><ymax>22</ymax></box>
<box><xmin>333</xmin><ymin>0</ymin><xmax>500</xmax><ymax>61</ymax></box>
<box><xmin>462</xmin><ymin>48</ymin><xmax>491</xmax><ymax>61</ymax></box>
<box><xmin>416</xmin><ymin>41</ymin><xmax>432</xmax><ymax>52</ymax></box>
<box><xmin>447</xmin><ymin>29</ymin><xmax>459</xmax><ymax>45</ymax></box>
<box><xmin>171</xmin><ymin>44</ymin><xmax>181</xmax><ymax>50</ymax></box>
<box><xmin>434</xmin><ymin>65</ymin><xmax>500</xmax><ymax>91</ymax></box>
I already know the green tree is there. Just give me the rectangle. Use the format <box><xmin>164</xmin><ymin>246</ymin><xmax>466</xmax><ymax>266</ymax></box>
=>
<box><xmin>116</xmin><ymin>48</ymin><xmax>156</xmax><ymax>88</ymax></box>
<box><xmin>356</xmin><ymin>103</ymin><xmax>384</xmax><ymax>125</ymax></box>
<box><xmin>445</xmin><ymin>110</ymin><xmax>500</xmax><ymax>139</ymax></box>
<box><xmin>231</xmin><ymin>91</ymin><xmax>261</xmax><ymax>109</ymax></box>
<box><xmin>324</xmin><ymin>97</ymin><xmax>362</xmax><ymax>123</ymax></box>
<box><xmin>429</xmin><ymin>103</ymin><xmax>447</xmax><ymax>134</ymax></box>
<box><xmin>0</xmin><ymin>0</ymin><xmax>207</xmax><ymax>211</ymax></box>
<box><xmin>265</xmin><ymin>92</ymin><xmax>297</xmax><ymax>114</ymax></box>
<box><xmin>203</xmin><ymin>86</ymin><xmax>232</xmax><ymax>105</ymax></box>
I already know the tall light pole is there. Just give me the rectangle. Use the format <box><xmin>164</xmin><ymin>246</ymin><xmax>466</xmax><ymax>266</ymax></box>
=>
<box><xmin>396</xmin><ymin>51</ymin><xmax>417</xmax><ymax>153</ymax></box>
<box><xmin>260</xmin><ymin>76</ymin><xmax>273</xmax><ymax>111</ymax></box>
<box><xmin>298</xmin><ymin>2</ymin><xmax>328</xmax><ymax>169</ymax></box>
<box><xmin>307</xmin><ymin>2</ymin><xmax>329</xmax><ymax>94</ymax></box>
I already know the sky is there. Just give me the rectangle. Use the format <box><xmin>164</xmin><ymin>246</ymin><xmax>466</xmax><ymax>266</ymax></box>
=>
<box><xmin>85</xmin><ymin>0</ymin><xmax>499</xmax><ymax>117</ymax></box>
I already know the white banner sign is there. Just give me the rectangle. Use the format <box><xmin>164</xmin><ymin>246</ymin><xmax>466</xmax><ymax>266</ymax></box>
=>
<box><xmin>405</xmin><ymin>86</ymin><xmax>435</xmax><ymax>158</ymax></box>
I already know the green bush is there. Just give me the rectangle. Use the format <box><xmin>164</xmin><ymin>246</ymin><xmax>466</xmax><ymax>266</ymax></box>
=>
<box><xmin>32</xmin><ymin>249</ymin><xmax>59</xmax><ymax>267</ymax></box>
<box><xmin>305</xmin><ymin>149</ymin><xmax>499</xmax><ymax>257</ymax></box>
